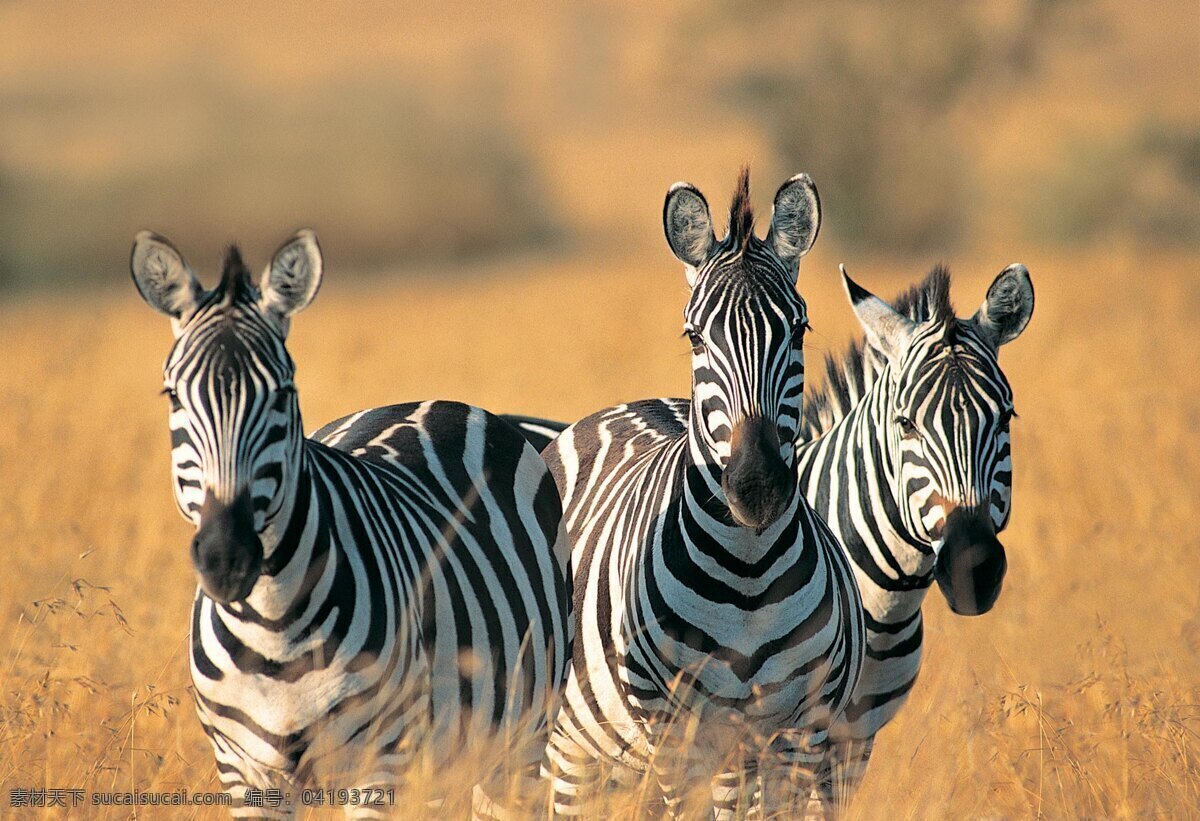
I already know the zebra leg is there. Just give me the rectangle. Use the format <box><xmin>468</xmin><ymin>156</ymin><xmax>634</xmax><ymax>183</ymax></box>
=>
<box><xmin>711</xmin><ymin>759</ymin><xmax>759</xmax><ymax>821</ymax></box>
<box><xmin>653</xmin><ymin>757</ymin><xmax>708</xmax><ymax>819</ymax></box>
<box><xmin>204</xmin><ymin>727</ymin><xmax>298</xmax><ymax>820</ymax></box>
<box><xmin>341</xmin><ymin>783</ymin><xmax>401</xmax><ymax>821</ymax></box>
<box><xmin>811</xmin><ymin>736</ymin><xmax>874</xmax><ymax>815</ymax></box>
<box><xmin>542</xmin><ymin>719</ymin><xmax>608</xmax><ymax>817</ymax></box>
<box><xmin>338</xmin><ymin>758</ymin><xmax>408</xmax><ymax>821</ymax></box>
<box><xmin>471</xmin><ymin>758</ymin><xmax>544</xmax><ymax>821</ymax></box>
<box><xmin>471</xmin><ymin>712</ymin><xmax>558</xmax><ymax>820</ymax></box>
<box><xmin>649</xmin><ymin>730</ymin><xmax>713</xmax><ymax>819</ymax></box>
<box><xmin>757</xmin><ymin>730</ymin><xmax>829</xmax><ymax>820</ymax></box>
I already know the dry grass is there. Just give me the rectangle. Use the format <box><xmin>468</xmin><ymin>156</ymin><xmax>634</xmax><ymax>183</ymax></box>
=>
<box><xmin>1</xmin><ymin>245</ymin><xmax>1198</xmax><ymax>817</ymax></box>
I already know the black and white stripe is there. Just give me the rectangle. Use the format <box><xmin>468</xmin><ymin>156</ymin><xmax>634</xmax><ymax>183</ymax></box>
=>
<box><xmin>132</xmin><ymin>231</ymin><xmax>572</xmax><ymax>818</ymax></box>
<box><xmin>537</xmin><ymin>170</ymin><xmax>864</xmax><ymax>817</ymax></box>
<box><xmin>504</xmin><ymin>264</ymin><xmax>1033</xmax><ymax>807</ymax></box>
<box><xmin>794</xmin><ymin>263</ymin><xmax>1034</xmax><ymax>799</ymax></box>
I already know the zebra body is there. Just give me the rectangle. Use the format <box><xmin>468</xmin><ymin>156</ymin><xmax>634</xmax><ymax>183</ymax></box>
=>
<box><xmin>132</xmin><ymin>231</ymin><xmax>572</xmax><ymax>817</ymax></box>
<box><xmin>505</xmin><ymin>262</ymin><xmax>1034</xmax><ymax>805</ymax></box>
<box><xmin>542</xmin><ymin>170</ymin><xmax>865</xmax><ymax>817</ymax></box>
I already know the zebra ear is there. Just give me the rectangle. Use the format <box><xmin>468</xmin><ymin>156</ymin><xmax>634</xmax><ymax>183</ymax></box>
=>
<box><xmin>130</xmin><ymin>231</ymin><xmax>202</xmax><ymax>324</ymax></box>
<box><xmin>767</xmin><ymin>173</ymin><xmax>820</xmax><ymax>274</ymax></box>
<box><xmin>973</xmin><ymin>264</ymin><xmax>1034</xmax><ymax>349</ymax></box>
<box><xmin>842</xmin><ymin>265</ymin><xmax>918</xmax><ymax>370</ymax></box>
<box><xmin>663</xmin><ymin>182</ymin><xmax>716</xmax><ymax>284</ymax></box>
<box><xmin>260</xmin><ymin>229</ymin><xmax>322</xmax><ymax>321</ymax></box>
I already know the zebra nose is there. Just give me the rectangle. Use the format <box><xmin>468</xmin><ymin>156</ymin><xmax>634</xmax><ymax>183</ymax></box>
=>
<box><xmin>722</xmin><ymin>415</ymin><xmax>795</xmax><ymax>533</ymax></box>
<box><xmin>933</xmin><ymin>506</ymin><xmax>1006</xmax><ymax>616</ymax></box>
<box><xmin>191</xmin><ymin>488</ymin><xmax>263</xmax><ymax>604</ymax></box>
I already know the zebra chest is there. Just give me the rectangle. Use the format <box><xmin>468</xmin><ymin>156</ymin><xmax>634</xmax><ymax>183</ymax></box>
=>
<box><xmin>617</xmin><ymin>576</ymin><xmax>822</xmax><ymax>724</ymax></box>
<box><xmin>235</xmin><ymin>666</ymin><xmax>370</xmax><ymax>733</ymax></box>
<box><xmin>190</xmin><ymin>597</ymin><xmax>411</xmax><ymax>740</ymax></box>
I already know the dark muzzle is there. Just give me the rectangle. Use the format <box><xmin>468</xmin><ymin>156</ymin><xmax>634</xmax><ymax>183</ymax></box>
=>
<box><xmin>191</xmin><ymin>488</ymin><xmax>263</xmax><ymax>604</ymax></box>
<box><xmin>933</xmin><ymin>506</ymin><xmax>1007</xmax><ymax>616</ymax></box>
<box><xmin>721</xmin><ymin>416</ymin><xmax>795</xmax><ymax>533</ymax></box>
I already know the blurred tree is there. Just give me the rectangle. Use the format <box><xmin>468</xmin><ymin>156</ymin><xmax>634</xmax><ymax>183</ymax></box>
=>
<box><xmin>1034</xmin><ymin>124</ymin><xmax>1200</xmax><ymax>246</ymax></box>
<box><xmin>692</xmin><ymin>0</ymin><xmax>1087</xmax><ymax>253</ymax></box>
<box><xmin>0</xmin><ymin>56</ymin><xmax>563</xmax><ymax>292</ymax></box>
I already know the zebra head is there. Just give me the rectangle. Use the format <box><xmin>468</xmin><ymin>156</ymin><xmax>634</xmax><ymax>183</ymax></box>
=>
<box><xmin>842</xmin><ymin>263</ymin><xmax>1034</xmax><ymax>615</ymax></box>
<box><xmin>664</xmin><ymin>167</ymin><xmax>820</xmax><ymax>531</ymax></box>
<box><xmin>131</xmin><ymin>229</ymin><xmax>323</xmax><ymax>604</ymax></box>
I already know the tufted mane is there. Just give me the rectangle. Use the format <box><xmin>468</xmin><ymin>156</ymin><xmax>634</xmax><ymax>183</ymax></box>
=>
<box><xmin>800</xmin><ymin>266</ymin><xmax>959</xmax><ymax>441</ymax></box>
<box><xmin>727</xmin><ymin>165</ymin><xmax>755</xmax><ymax>247</ymax></box>
<box><xmin>215</xmin><ymin>245</ymin><xmax>253</xmax><ymax>306</ymax></box>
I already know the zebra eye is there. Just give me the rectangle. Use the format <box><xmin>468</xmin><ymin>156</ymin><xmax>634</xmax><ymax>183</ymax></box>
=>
<box><xmin>161</xmin><ymin>387</ymin><xmax>181</xmax><ymax>409</ymax></box>
<box><xmin>793</xmin><ymin>318</ymin><xmax>810</xmax><ymax>345</ymax></box>
<box><xmin>999</xmin><ymin>408</ymin><xmax>1017</xmax><ymax>430</ymax></box>
<box><xmin>895</xmin><ymin>415</ymin><xmax>919</xmax><ymax>438</ymax></box>
<box><xmin>684</xmin><ymin>329</ymin><xmax>705</xmax><ymax>355</ymax></box>
<box><xmin>273</xmin><ymin>384</ymin><xmax>297</xmax><ymax>409</ymax></box>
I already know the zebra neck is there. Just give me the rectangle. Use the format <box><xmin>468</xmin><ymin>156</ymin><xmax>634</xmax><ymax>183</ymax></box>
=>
<box><xmin>257</xmin><ymin>443</ymin><xmax>306</xmax><ymax>560</ymax></box>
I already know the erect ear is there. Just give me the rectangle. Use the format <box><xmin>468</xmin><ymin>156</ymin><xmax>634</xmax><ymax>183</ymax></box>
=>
<box><xmin>259</xmin><ymin>229</ymin><xmax>322</xmax><ymax>321</ymax></box>
<box><xmin>973</xmin><ymin>263</ymin><xmax>1034</xmax><ymax>349</ymax></box>
<box><xmin>842</xmin><ymin>265</ymin><xmax>918</xmax><ymax>371</ymax></box>
<box><xmin>767</xmin><ymin>173</ymin><xmax>821</xmax><ymax>274</ymax></box>
<box><xmin>663</xmin><ymin>182</ymin><xmax>715</xmax><ymax>285</ymax></box>
<box><xmin>130</xmin><ymin>231</ymin><xmax>202</xmax><ymax>323</ymax></box>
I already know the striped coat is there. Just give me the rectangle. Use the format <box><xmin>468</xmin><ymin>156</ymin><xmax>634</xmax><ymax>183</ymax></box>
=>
<box><xmin>795</xmin><ymin>263</ymin><xmax>1033</xmax><ymax>797</ymax></box>
<box><xmin>132</xmin><ymin>230</ymin><xmax>572</xmax><ymax>818</ymax></box>
<box><xmin>503</xmin><ymin>263</ymin><xmax>1033</xmax><ymax>808</ymax></box>
<box><xmin>538</xmin><ymin>170</ymin><xmax>865</xmax><ymax>818</ymax></box>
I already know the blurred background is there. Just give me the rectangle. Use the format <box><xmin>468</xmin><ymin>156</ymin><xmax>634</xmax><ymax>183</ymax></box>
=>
<box><xmin>0</xmin><ymin>0</ymin><xmax>1196</xmax><ymax>291</ymax></box>
<box><xmin>1</xmin><ymin>1</ymin><xmax>1198</xmax><ymax>817</ymax></box>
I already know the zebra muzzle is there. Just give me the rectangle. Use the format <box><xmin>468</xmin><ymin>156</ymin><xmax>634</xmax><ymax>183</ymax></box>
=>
<box><xmin>722</xmin><ymin>415</ymin><xmax>795</xmax><ymax>533</ymax></box>
<box><xmin>191</xmin><ymin>488</ymin><xmax>264</xmax><ymax>604</ymax></box>
<box><xmin>933</xmin><ymin>506</ymin><xmax>1007</xmax><ymax>616</ymax></box>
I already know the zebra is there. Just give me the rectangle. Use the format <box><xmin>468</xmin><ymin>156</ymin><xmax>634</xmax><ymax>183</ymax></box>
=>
<box><xmin>130</xmin><ymin>229</ymin><xmax>572</xmax><ymax>818</ymax></box>
<box><xmin>792</xmin><ymin>261</ymin><xmax>1034</xmax><ymax>799</ymax></box>
<box><xmin>505</xmin><ymin>261</ymin><xmax>1035</xmax><ymax>807</ymax></box>
<box><xmin>536</xmin><ymin>169</ymin><xmax>865</xmax><ymax>817</ymax></box>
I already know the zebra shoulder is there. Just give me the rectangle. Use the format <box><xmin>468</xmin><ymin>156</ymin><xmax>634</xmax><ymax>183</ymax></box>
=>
<box><xmin>541</xmin><ymin>398</ymin><xmax>687</xmax><ymax>505</ymax></box>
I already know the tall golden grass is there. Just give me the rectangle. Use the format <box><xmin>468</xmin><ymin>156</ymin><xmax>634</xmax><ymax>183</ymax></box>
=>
<box><xmin>1</xmin><ymin>245</ymin><xmax>1198</xmax><ymax>817</ymax></box>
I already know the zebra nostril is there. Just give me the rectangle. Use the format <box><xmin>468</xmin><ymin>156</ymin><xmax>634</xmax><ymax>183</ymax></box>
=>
<box><xmin>926</xmin><ymin>491</ymin><xmax>960</xmax><ymax>540</ymax></box>
<box><xmin>927</xmin><ymin>491</ymin><xmax>957</xmax><ymax>517</ymax></box>
<box><xmin>929</xmin><ymin>519</ymin><xmax>945</xmax><ymax>542</ymax></box>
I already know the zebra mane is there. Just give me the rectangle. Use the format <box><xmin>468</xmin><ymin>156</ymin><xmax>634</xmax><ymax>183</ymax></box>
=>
<box><xmin>727</xmin><ymin>165</ymin><xmax>755</xmax><ymax>247</ymax></box>
<box><xmin>214</xmin><ymin>245</ymin><xmax>255</xmax><ymax>307</ymax></box>
<box><xmin>891</xmin><ymin>264</ymin><xmax>954</xmax><ymax>327</ymax></box>
<box><xmin>800</xmin><ymin>265</ymin><xmax>957</xmax><ymax>441</ymax></box>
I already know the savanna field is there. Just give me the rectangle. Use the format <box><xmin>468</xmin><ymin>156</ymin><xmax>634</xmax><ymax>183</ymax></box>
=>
<box><xmin>1</xmin><ymin>0</ymin><xmax>1199</xmax><ymax>816</ymax></box>
<box><xmin>1</xmin><ymin>244</ymin><xmax>1197</xmax><ymax>818</ymax></box>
